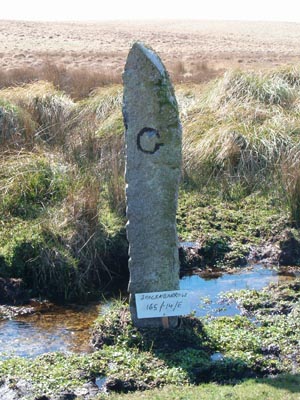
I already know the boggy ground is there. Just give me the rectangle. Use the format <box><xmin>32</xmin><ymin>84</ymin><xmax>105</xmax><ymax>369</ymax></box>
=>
<box><xmin>178</xmin><ymin>190</ymin><xmax>297</xmax><ymax>272</ymax></box>
<box><xmin>0</xmin><ymin>279</ymin><xmax>299</xmax><ymax>399</ymax></box>
<box><xmin>1</xmin><ymin>55</ymin><xmax>300</xmax><ymax>397</ymax></box>
<box><xmin>2</xmin><ymin>65</ymin><xmax>300</xmax><ymax>302</ymax></box>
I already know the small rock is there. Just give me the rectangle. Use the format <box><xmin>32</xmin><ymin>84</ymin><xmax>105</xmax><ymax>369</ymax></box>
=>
<box><xmin>52</xmin><ymin>390</ymin><xmax>76</xmax><ymax>400</ymax></box>
<box><xmin>105</xmin><ymin>377</ymin><xmax>137</xmax><ymax>393</ymax></box>
<box><xmin>279</xmin><ymin>230</ymin><xmax>300</xmax><ymax>266</ymax></box>
<box><xmin>0</xmin><ymin>379</ymin><xmax>34</xmax><ymax>400</ymax></box>
<box><xmin>261</xmin><ymin>343</ymin><xmax>281</xmax><ymax>356</ymax></box>
<box><xmin>74</xmin><ymin>381</ymin><xmax>100</xmax><ymax>398</ymax></box>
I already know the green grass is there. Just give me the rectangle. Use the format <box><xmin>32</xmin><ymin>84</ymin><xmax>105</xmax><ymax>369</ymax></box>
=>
<box><xmin>102</xmin><ymin>375</ymin><xmax>300</xmax><ymax>400</ymax></box>
<box><xmin>177</xmin><ymin>188</ymin><xmax>288</xmax><ymax>268</ymax></box>
<box><xmin>2</xmin><ymin>57</ymin><xmax>300</xmax><ymax>400</ymax></box>
<box><xmin>0</xmin><ymin>279</ymin><xmax>299</xmax><ymax>398</ymax></box>
<box><xmin>0</xmin><ymin>152</ymin><xmax>69</xmax><ymax>218</ymax></box>
<box><xmin>92</xmin><ymin>279</ymin><xmax>300</xmax><ymax>381</ymax></box>
<box><xmin>0</xmin><ymin>150</ymin><xmax>127</xmax><ymax>301</ymax></box>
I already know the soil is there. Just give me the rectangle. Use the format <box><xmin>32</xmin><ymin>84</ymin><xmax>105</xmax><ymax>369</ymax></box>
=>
<box><xmin>0</xmin><ymin>277</ymin><xmax>29</xmax><ymax>304</ymax></box>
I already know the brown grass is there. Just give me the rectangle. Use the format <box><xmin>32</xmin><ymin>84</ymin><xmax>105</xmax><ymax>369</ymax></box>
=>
<box><xmin>0</xmin><ymin>61</ymin><xmax>122</xmax><ymax>100</ymax></box>
<box><xmin>0</xmin><ymin>58</ymin><xmax>222</xmax><ymax>101</ymax></box>
<box><xmin>168</xmin><ymin>60</ymin><xmax>222</xmax><ymax>84</ymax></box>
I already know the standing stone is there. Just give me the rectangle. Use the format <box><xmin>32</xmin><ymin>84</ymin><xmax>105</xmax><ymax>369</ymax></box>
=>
<box><xmin>123</xmin><ymin>42</ymin><xmax>182</xmax><ymax>328</ymax></box>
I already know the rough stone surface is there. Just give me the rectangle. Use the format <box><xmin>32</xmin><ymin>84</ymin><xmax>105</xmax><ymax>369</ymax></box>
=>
<box><xmin>123</xmin><ymin>42</ymin><xmax>182</xmax><ymax>328</ymax></box>
<box><xmin>0</xmin><ymin>379</ymin><xmax>34</xmax><ymax>400</ymax></box>
<box><xmin>278</xmin><ymin>229</ymin><xmax>300</xmax><ymax>265</ymax></box>
<box><xmin>249</xmin><ymin>228</ymin><xmax>300</xmax><ymax>266</ymax></box>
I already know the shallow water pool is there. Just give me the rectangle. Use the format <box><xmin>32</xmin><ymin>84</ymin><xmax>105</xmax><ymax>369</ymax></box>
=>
<box><xmin>0</xmin><ymin>303</ymin><xmax>100</xmax><ymax>358</ymax></box>
<box><xmin>0</xmin><ymin>265</ymin><xmax>296</xmax><ymax>359</ymax></box>
<box><xmin>180</xmin><ymin>265</ymin><xmax>295</xmax><ymax>317</ymax></box>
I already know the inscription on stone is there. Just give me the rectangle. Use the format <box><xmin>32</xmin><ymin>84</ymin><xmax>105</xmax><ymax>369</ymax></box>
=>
<box><xmin>123</xmin><ymin>42</ymin><xmax>182</xmax><ymax>328</ymax></box>
<box><xmin>137</xmin><ymin>127</ymin><xmax>164</xmax><ymax>154</ymax></box>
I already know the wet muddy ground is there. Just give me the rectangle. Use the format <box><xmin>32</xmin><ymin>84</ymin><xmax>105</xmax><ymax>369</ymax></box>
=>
<box><xmin>0</xmin><ymin>265</ymin><xmax>297</xmax><ymax>359</ymax></box>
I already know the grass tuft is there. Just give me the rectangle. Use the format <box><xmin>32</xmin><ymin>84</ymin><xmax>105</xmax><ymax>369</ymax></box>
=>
<box><xmin>1</xmin><ymin>65</ymin><xmax>300</xmax><ymax>298</ymax></box>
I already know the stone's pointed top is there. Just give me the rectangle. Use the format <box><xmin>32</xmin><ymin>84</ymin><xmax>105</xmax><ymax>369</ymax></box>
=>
<box><xmin>123</xmin><ymin>42</ymin><xmax>182</xmax><ymax>328</ymax></box>
<box><xmin>129</xmin><ymin>42</ymin><xmax>166</xmax><ymax>77</ymax></box>
<box><xmin>124</xmin><ymin>41</ymin><xmax>178</xmax><ymax>112</ymax></box>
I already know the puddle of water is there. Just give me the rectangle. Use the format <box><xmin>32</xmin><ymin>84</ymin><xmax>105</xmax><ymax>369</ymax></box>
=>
<box><xmin>210</xmin><ymin>352</ymin><xmax>224</xmax><ymax>361</ymax></box>
<box><xmin>95</xmin><ymin>376</ymin><xmax>107</xmax><ymax>390</ymax></box>
<box><xmin>179</xmin><ymin>265</ymin><xmax>295</xmax><ymax>317</ymax></box>
<box><xmin>0</xmin><ymin>265</ymin><xmax>296</xmax><ymax>359</ymax></box>
<box><xmin>0</xmin><ymin>303</ymin><xmax>100</xmax><ymax>359</ymax></box>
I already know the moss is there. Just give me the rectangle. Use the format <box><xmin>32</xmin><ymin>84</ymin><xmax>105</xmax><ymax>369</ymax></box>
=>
<box><xmin>0</xmin><ymin>143</ymin><xmax>128</xmax><ymax>301</ymax></box>
<box><xmin>157</xmin><ymin>77</ymin><xmax>178</xmax><ymax>113</ymax></box>
<box><xmin>0</xmin><ymin>215</ymin><xmax>127</xmax><ymax>302</ymax></box>
<box><xmin>0</xmin><ymin>279</ymin><xmax>299</xmax><ymax>397</ymax></box>
<box><xmin>177</xmin><ymin>188</ymin><xmax>287</xmax><ymax>269</ymax></box>
<box><xmin>0</xmin><ymin>71</ymin><xmax>300</xmax><ymax>399</ymax></box>
<box><xmin>92</xmin><ymin>302</ymin><xmax>211</xmax><ymax>355</ymax></box>
<box><xmin>97</xmin><ymin>375</ymin><xmax>300</xmax><ymax>400</ymax></box>
<box><xmin>208</xmin><ymin>279</ymin><xmax>300</xmax><ymax>375</ymax></box>
<box><xmin>0</xmin><ymin>219</ymin><xmax>80</xmax><ymax>300</ymax></box>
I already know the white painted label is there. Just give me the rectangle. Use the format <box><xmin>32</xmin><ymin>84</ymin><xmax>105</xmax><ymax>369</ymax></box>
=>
<box><xmin>135</xmin><ymin>290</ymin><xmax>191</xmax><ymax>319</ymax></box>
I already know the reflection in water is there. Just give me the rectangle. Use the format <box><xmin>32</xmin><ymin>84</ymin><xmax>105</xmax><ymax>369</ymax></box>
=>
<box><xmin>0</xmin><ymin>304</ymin><xmax>100</xmax><ymax>359</ymax></box>
<box><xmin>0</xmin><ymin>265</ymin><xmax>296</xmax><ymax>359</ymax></box>
<box><xmin>180</xmin><ymin>265</ymin><xmax>296</xmax><ymax>317</ymax></box>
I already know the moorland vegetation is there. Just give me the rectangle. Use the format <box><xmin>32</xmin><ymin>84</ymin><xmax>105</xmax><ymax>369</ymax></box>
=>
<box><xmin>1</xmin><ymin>65</ymin><xmax>300</xmax><ymax>301</ymax></box>
<box><xmin>0</xmin><ymin>64</ymin><xmax>300</xmax><ymax>399</ymax></box>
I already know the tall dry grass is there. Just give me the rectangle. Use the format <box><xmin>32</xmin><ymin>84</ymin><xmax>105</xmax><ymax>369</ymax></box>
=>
<box><xmin>181</xmin><ymin>66</ymin><xmax>300</xmax><ymax>221</ymax></box>
<box><xmin>0</xmin><ymin>58</ymin><xmax>220</xmax><ymax>99</ymax></box>
<box><xmin>0</xmin><ymin>61</ymin><xmax>122</xmax><ymax>100</ymax></box>
<box><xmin>0</xmin><ymin>82</ymin><xmax>127</xmax><ymax>300</ymax></box>
<box><xmin>168</xmin><ymin>59</ymin><xmax>222</xmax><ymax>84</ymax></box>
<box><xmin>68</xmin><ymin>87</ymin><xmax>125</xmax><ymax>213</ymax></box>
<box><xmin>0</xmin><ymin>81</ymin><xmax>75</xmax><ymax>147</ymax></box>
